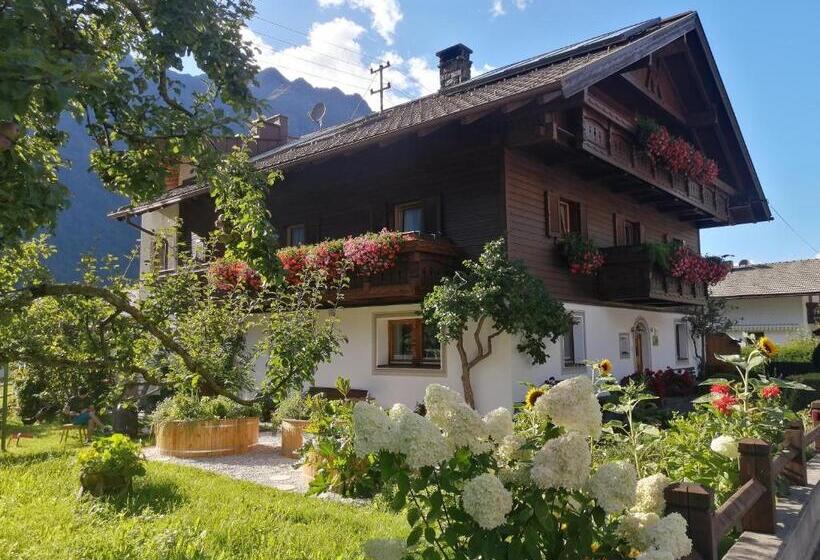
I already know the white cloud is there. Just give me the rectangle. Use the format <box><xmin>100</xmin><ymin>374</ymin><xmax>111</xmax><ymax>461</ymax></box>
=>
<box><xmin>815</xmin><ymin>253</ymin><xmax>820</xmax><ymax>259</ymax></box>
<box><xmin>491</xmin><ymin>0</ymin><xmax>532</xmax><ymax>17</ymax></box>
<box><xmin>318</xmin><ymin>0</ymin><xmax>403</xmax><ymax>44</ymax></box>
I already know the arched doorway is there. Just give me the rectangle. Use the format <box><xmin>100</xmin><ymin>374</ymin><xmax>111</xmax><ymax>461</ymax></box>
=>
<box><xmin>632</xmin><ymin>319</ymin><xmax>652</xmax><ymax>373</ymax></box>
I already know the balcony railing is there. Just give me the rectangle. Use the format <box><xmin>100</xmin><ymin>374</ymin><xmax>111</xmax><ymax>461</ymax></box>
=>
<box><xmin>344</xmin><ymin>235</ymin><xmax>461</xmax><ymax>306</ymax></box>
<box><xmin>597</xmin><ymin>245</ymin><xmax>706</xmax><ymax>306</ymax></box>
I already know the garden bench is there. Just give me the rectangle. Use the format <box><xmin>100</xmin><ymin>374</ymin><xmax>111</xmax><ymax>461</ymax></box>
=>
<box><xmin>59</xmin><ymin>423</ymin><xmax>87</xmax><ymax>445</ymax></box>
<box><xmin>306</xmin><ymin>387</ymin><xmax>369</xmax><ymax>401</ymax></box>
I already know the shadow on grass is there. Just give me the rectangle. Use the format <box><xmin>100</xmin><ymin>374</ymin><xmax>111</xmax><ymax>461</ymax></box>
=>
<box><xmin>0</xmin><ymin>448</ymin><xmax>77</xmax><ymax>468</ymax></box>
<box><xmin>102</xmin><ymin>478</ymin><xmax>187</xmax><ymax>517</ymax></box>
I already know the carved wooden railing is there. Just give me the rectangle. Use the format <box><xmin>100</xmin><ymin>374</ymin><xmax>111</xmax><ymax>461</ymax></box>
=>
<box><xmin>343</xmin><ymin>235</ymin><xmax>460</xmax><ymax>306</ymax></box>
<box><xmin>597</xmin><ymin>246</ymin><xmax>706</xmax><ymax>306</ymax></box>
<box><xmin>665</xmin><ymin>400</ymin><xmax>820</xmax><ymax>560</ymax></box>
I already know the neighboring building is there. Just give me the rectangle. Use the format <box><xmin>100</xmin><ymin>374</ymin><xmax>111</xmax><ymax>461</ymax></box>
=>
<box><xmin>711</xmin><ymin>259</ymin><xmax>820</xmax><ymax>345</ymax></box>
<box><xmin>112</xmin><ymin>12</ymin><xmax>771</xmax><ymax>412</ymax></box>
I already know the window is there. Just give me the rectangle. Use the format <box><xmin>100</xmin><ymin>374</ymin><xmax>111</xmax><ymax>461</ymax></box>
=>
<box><xmin>286</xmin><ymin>224</ymin><xmax>306</xmax><ymax>246</ymax></box>
<box><xmin>619</xmin><ymin>333</ymin><xmax>631</xmax><ymax>359</ymax></box>
<box><xmin>387</xmin><ymin>319</ymin><xmax>440</xmax><ymax>367</ymax></box>
<box><xmin>563</xmin><ymin>312</ymin><xmax>586</xmax><ymax>367</ymax></box>
<box><xmin>190</xmin><ymin>232</ymin><xmax>206</xmax><ymax>261</ymax></box>
<box><xmin>396</xmin><ymin>202</ymin><xmax>424</xmax><ymax>233</ymax></box>
<box><xmin>675</xmin><ymin>322</ymin><xmax>689</xmax><ymax>361</ymax></box>
<box><xmin>558</xmin><ymin>199</ymin><xmax>581</xmax><ymax>235</ymax></box>
<box><xmin>624</xmin><ymin>220</ymin><xmax>642</xmax><ymax>245</ymax></box>
<box><xmin>151</xmin><ymin>237</ymin><xmax>173</xmax><ymax>271</ymax></box>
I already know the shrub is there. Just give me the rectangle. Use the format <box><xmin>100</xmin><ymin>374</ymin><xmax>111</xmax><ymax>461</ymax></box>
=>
<box><xmin>151</xmin><ymin>394</ymin><xmax>260</xmax><ymax>427</ymax></box>
<box><xmin>270</xmin><ymin>391</ymin><xmax>309</xmax><ymax>430</ymax></box>
<box><xmin>77</xmin><ymin>434</ymin><xmax>146</xmax><ymax>496</ymax></box>
<box><xmin>773</xmin><ymin>337</ymin><xmax>817</xmax><ymax>364</ymax></box>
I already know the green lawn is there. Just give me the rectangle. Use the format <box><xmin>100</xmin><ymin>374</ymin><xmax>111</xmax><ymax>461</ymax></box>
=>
<box><xmin>0</xmin><ymin>423</ymin><xmax>405</xmax><ymax>560</ymax></box>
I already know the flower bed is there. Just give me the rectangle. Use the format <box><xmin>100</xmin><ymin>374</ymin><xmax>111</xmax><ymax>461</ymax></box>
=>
<box><xmin>621</xmin><ymin>367</ymin><xmax>697</xmax><ymax>398</ymax></box>
<box><xmin>637</xmin><ymin>118</ymin><xmax>719</xmax><ymax>185</ymax></box>
<box><xmin>277</xmin><ymin>229</ymin><xmax>405</xmax><ymax>284</ymax></box>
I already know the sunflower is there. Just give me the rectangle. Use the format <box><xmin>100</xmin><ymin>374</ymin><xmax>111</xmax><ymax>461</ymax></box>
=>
<box><xmin>524</xmin><ymin>387</ymin><xmax>546</xmax><ymax>408</ymax></box>
<box><xmin>757</xmin><ymin>336</ymin><xmax>778</xmax><ymax>357</ymax></box>
<box><xmin>598</xmin><ymin>359</ymin><xmax>613</xmax><ymax>376</ymax></box>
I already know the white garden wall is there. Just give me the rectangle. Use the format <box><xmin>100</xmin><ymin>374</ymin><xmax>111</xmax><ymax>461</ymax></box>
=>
<box><xmin>247</xmin><ymin>302</ymin><xmax>694</xmax><ymax>414</ymax></box>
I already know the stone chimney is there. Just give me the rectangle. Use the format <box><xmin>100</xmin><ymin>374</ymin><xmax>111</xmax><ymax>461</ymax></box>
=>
<box><xmin>251</xmin><ymin>114</ymin><xmax>290</xmax><ymax>154</ymax></box>
<box><xmin>436</xmin><ymin>44</ymin><xmax>473</xmax><ymax>90</ymax></box>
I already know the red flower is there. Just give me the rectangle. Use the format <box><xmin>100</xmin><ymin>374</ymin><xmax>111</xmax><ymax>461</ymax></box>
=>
<box><xmin>207</xmin><ymin>259</ymin><xmax>262</xmax><ymax>293</ymax></box>
<box><xmin>713</xmin><ymin>394</ymin><xmax>738</xmax><ymax>415</ymax></box>
<box><xmin>760</xmin><ymin>385</ymin><xmax>781</xmax><ymax>399</ymax></box>
<box><xmin>710</xmin><ymin>384</ymin><xmax>732</xmax><ymax>396</ymax></box>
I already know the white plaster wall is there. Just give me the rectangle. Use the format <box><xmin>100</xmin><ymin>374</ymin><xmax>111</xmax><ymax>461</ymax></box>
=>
<box><xmin>724</xmin><ymin>296</ymin><xmax>809</xmax><ymax>345</ymax></box>
<box><xmin>246</xmin><ymin>302</ymin><xmax>693</xmax><ymax>414</ymax></box>
<box><xmin>138</xmin><ymin>205</ymin><xmax>179</xmax><ymax>275</ymax></box>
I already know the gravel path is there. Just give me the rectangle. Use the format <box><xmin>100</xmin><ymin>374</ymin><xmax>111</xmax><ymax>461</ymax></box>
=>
<box><xmin>143</xmin><ymin>432</ymin><xmax>309</xmax><ymax>493</ymax></box>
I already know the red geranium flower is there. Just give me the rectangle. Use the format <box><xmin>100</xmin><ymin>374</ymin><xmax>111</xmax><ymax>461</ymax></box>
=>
<box><xmin>710</xmin><ymin>384</ymin><xmax>732</xmax><ymax>396</ymax></box>
<box><xmin>713</xmin><ymin>394</ymin><xmax>738</xmax><ymax>415</ymax></box>
<box><xmin>760</xmin><ymin>385</ymin><xmax>781</xmax><ymax>399</ymax></box>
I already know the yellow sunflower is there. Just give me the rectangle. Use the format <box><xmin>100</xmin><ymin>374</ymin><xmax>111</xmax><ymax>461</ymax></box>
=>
<box><xmin>757</xmin><ymin>336</ymin><xmax>778</xmax><ymax>357</ymax></box>
<box><xmin>598</xmin><ymin>358</ymin><xmax>613</xmax><ymax>376</ymax></box>
<box><xmin>524</xmin><ymin>387</ymin><xmax>546</xmax><ymax>408</ymax></box>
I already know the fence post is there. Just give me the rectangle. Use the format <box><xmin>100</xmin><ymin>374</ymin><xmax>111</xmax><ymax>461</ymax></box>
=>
<box><xmin>812</xmin><ymin>400</ymin><xmax>820</xmax><ymax>453</ymax></box>
<box><xmin>782</xmin><ymin>420</ymin><xmax>807</xmax><ymax>486</ymax></box>
<box><xmin>738</xmin><ymin>438</ymin><xmax>775</xmax><ymax>534</ymax></box>
<box><xmin>665</xmin><ymin>482</ymin><xmax>718</xmax><ymax>560</ymax></box>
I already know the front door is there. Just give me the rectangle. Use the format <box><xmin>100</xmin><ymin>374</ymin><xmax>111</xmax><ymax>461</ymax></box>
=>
<box><xmin>634</xmin><ymin>330</ymin><xmax>644</xmax><ymax>372</ymax></box>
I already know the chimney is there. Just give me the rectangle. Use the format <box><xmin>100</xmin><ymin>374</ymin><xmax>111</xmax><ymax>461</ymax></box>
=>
<box><xmin>436</xmin><ymin>43</ymin><xmax>473</xmax><ymax>90</ymax></box>
<box><xmin>251</xmin><ymin>114</ymin><xmax>289</xmax><ymax>154</ymax></box>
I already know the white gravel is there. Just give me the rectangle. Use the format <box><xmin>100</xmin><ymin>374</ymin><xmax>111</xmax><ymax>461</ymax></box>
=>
<box><xmin>143</xmin><ymin>432</ymin><xmax>309</xmax><ymax>493</ymax></box>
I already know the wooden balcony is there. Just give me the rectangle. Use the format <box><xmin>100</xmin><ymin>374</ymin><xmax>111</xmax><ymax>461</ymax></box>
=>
<box><xmin>343</xmin><ymin>236</ymin><xmax>461</xmax><ymax>306</ymax></box>
<box><xmin>597</xmin><ymin>245</ymin><xmax>706</xmax><ymax>307</ymax></box>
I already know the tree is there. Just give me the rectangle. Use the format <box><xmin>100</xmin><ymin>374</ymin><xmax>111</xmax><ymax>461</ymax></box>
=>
<box><xmin>0</xmin><ymin>0</ymin><xmax>271</xmax><ymax>252</ymax></box>
<box><xmin>422</xmin><ymin>238</ymin><xmax>570</xmax><ymax>408</ymax></box>
<box><xmin>683</xmin><ymin>295</ymin><xmax>736</xmax><ymax>376</ymax></box>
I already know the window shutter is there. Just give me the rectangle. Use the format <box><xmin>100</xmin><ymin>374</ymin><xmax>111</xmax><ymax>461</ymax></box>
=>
<box><xmin>385</xmin><ymin>203</ymin><xmax>396</xmax><ymax>231</ymax></box>
<box><xmin>638</xmin><ymin>223</ymin><xmax>646</xmax><ymax>244</ymax></box>
<box><xmin>306</xmin><ymin>220</ymin><xmax>322</xmax><ymax>243</ymax></box>
<box><xmin>545</xmin><ymin>191</ymin><xmax>561</xmax><ymax>237</ymax></box>
<box><xmin>579</xmin><ymin>204</ymin><xmax>589</xmax><ymax>238</ymax></box>
<box><xmin>370</xmin><ymin>203</ymin><xmax>388</xmax><ymax>231</ymax></box>
<box><xmin>613</xmin><ymin>213</ymin><xmax>625</xmax><ymax>246</ymax></box>
<box><xmin>572</xmin><ymin>314</ymin><xmax>586</xmax><ymax>363</ymax></box>
<box><xmin>423</xmin><ymin>195</ymin><xmax>442</xmax><ymax>235</ymax></box>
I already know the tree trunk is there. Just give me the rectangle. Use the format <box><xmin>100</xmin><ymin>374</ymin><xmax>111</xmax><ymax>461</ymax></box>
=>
<box><xmin>460</xmin><ymin>362</ymin><xmax>475</xmax><ymax>409</ymax></box>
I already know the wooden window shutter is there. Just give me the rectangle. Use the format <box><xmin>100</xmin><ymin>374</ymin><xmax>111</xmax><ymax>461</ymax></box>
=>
<box><xmin>545</xmin><ymin>191</ymin><xmax>561</xmax><ymax>237</ymax></box>
<box><xmin>306</xmin><ymin>220</ymin><xmax>322</xmax><ymax>243</ymax></box>
<box><xmin>370</xmin><ymin>203</ymin><xmax>388</xmax><ymax>231</ymax></box>
<box><xmin>423</xmin><ymin>195</ymin><xmax>442</xmax><ymax>235</ymax></box>
<box><xmin>613</xmin><ymin>213</ymin><xmax>625</xmax><ymax>246</ymax></box>
<box><xmin>579</xmin><ymin>204</ymin><xmax>589</xmax><ymax>238</ymax></box>
<box><xmin>385</xmin><ymin>202</ymin><xmax>396</xmax><ymax>231</ymax></box>
<box><xmin>638</xmin><ymin>223</ymin><xmax>646</xmax><ymax>244</ymax></box>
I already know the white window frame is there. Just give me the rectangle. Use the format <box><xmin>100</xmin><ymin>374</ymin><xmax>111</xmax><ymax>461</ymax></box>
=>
<box><xmin>562</xmin><ymin>311</ymin><xmax>586</xmax><ymax>368</ymax></box>
<box><xmin>675</xmin><ymin>321</ymin><xmax>690</xmax><ymax>361</ymax></box>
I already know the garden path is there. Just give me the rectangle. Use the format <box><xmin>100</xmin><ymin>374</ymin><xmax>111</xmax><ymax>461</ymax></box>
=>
<box><xmin>143</xmin><ymin>432</ymin><xmax>309</xmax><ymax>493</ymax></box>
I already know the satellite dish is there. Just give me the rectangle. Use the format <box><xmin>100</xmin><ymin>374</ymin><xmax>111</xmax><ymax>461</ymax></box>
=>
<box><xmin>309</xmin><ymin>102</ymin><xmax>327</xmax><ymax>129</ymax></box>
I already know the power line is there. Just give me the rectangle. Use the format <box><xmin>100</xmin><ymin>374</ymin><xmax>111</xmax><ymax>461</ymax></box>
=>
<box><xmin>350</xmin><ymin>74</ymin><xmax>377</xmax><ymax>119</ymax></box>
<box><xmin>250</xmin><ymin>27</ymin><xmax>376</xmax><ymax>74</ymax></box>
<box><xmin>769</xmin><ymin>203</ymin><xmax>818</xmax><ymax>255</ymax></box>
<box><xmin>269</xmin><ymin>61</ymin><xmax>374</xmax><ymax>90</ymax></box>
<box><xmin>252</xmin><ymin>15</ymin><xmax>384</xmax><ymax>63</ymax></box>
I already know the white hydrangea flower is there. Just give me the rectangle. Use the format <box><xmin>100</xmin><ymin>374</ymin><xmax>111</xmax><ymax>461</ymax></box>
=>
<box><xmin>633</xmin><ymin>474</ymin><xmax>671</xmax><ymax>515</ymax></box>
<box><xmin>530</xmin><ymin>432</ymin><xmax>591</xmax><ymax>490</ymax></box>
<box><xmin>643</xmin><ymin>513</ymin><xmax>692</xmax><ymax>559</ymax></box>
<box><xmin>424</xmin><ymin>384</ymin><xmax>491</xmax><ymax>454</ymax></box>
<box><xmin>362</xmin><ymin>538</ymin><xmax>406</xmax><ymax>560</ymax></box>
<box><xmin>389</xmin><ymin>404</ymin><xmax>451</xmax><ymax>469</ymax></box>
<box><xmin>352</xmin><ymin>401</ymin><xmax>395</xmax><ymax>457</ymax></box>
<box><xmin>587</xmin><ymin>461</ymin><xmax>637</xmax><ymax>513</ymax></box>
<box><xmin>534</xmin><ymin>376</ymin><xmax>602</xmax><ymax>439</ymax></box>
<box><xmin>636</xmin><ymin>550</ymin><xmax>674</xmax><ymax>560</ymax></box>
<box><xmin>497</xmin><ymin>464</ymin><xmax>530</xmax><ymax>486</ymax></box>
<box><xmin>617</xmin><ymin>512</ymin><xmax>660</xmax><ymax>550</ymax></box>
<box><xmin>710</xmin><ymin>435</ymin><xmax>739</xmax><ymax>459</ymax></box>
<box><xmin>494</xmin><ymin>434</ymin><xmax>527</xmax><ymax>464</ymax></box>
<box><xmin>461</xmin><ymin>473</ymin><xmax>513</xmax><ymax>529</ymax></box>
<box><xmin>483</xmin><ymin>407</ymin><xmax>514</xmax><ymax>442</ymax></box>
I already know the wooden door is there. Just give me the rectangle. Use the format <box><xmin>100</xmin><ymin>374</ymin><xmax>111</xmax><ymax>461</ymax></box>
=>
<box><xmin>634</xmin><ymin>331</ymin><xmax>644</xmax><ymax>373</ymax></box>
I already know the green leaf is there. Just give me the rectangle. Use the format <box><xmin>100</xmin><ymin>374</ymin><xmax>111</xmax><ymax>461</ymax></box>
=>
<box><xmin>407</xmin><ymin>507</ymin><xmax>422</xmax><ymax>527</ymax></box>
<box><xmin>406</xmin><ymin>526</ymin><xmax>423</xmax><ymax>546</ymax></box>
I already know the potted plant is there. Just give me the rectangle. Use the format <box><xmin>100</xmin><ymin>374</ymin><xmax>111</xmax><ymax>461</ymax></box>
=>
<box><xmin>557</xmin><ymin>232</ymin><xmax>604</xmax><ymax>275</ymax></box>
<box><xmin>273</xmin><ymin>391</ymin><xmax>311</xmax><ymax>458</ymax></box>
<box><xmin>77</xmin><ymin>434</ymin><xmax>146</xmax><ymax>497</ymax></box>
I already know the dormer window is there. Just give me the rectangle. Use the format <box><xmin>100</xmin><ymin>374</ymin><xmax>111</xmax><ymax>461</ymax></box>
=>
<box><xmin>396</xmin><ymin>202</ymin><xmax>424</xmax><ymax>233</ymax></box>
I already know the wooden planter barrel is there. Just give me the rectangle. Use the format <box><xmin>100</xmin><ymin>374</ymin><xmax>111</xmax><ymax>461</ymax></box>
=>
<box><xmin>156</xmin><ymin>417</ymin><xmax>259</xmax><ymax>458</ymax></box>
<box><xmin>280</xmin><ymin>419</ymin><xmax>309</xmax><ymax>458</ymax></box>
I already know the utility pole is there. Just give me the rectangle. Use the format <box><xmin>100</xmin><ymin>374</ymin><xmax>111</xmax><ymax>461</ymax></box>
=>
<box><xmin>1</xmin><ymin>364</ymin><xmax>8</xmax><ymax>452</ymax></box>
<box><xmin>370</xmin><ymin>61</ymin><xmax>391</xmax><ymax>114</ymax></box>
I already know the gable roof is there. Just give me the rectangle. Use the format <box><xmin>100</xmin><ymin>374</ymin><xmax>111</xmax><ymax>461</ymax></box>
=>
<box><xmin>711</xmin><ymin>259</ymin><xmax>820</xmax><ymax>298</ymax></box>
<box><xmin>111</xmin><ymin>11</ymin><xmax>768</xmax><ymax>221</ymax></box>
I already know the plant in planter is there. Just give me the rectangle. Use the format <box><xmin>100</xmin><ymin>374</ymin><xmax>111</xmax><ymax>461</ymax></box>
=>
<box><xmin>206</xmin><ymin>258</ymin><xmax>263</xmax><ymax>293</ymax></box>
<box><xmin>637</xmin><ymin>118</ymin><xmax>719</xmax><ymax>184</ymax></box>
<box><xmin>558</xmin><ymin>232</ymin><xmax>604</xmax><ymax>275</ymax></box>
<box><xmin>77</xmin><ymin>434</ymin><xmax>145</xmax><ymax>497</ymax></box>
<box><xmin>668</xmin><ymin>245</ymin><xmax>731</xmax><ymax>286</ymax></box>
<box><xmin>275</xmin><ymin>391</ymin><xmax>311</xmax><ymax>458</ymax></box>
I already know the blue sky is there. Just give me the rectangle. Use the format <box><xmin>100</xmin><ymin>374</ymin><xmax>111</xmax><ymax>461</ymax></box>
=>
<box><xmin>208</xmin><ymin>0</ymin><xmax>820</xmax><ymax>264</ymax></box>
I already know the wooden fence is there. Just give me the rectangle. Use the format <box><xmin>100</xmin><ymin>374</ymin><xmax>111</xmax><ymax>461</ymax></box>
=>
<box><xmin>664</xmin><ymin>400</ymin><xmax>820</xmax><ymax>560</ymax></box>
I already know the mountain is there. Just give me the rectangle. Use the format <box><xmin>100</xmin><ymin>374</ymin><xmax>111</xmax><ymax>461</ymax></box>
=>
<box><xmin>49</xmin><ymin>68</ymin><xmax>371</xmax><ymax>280</ymax></box>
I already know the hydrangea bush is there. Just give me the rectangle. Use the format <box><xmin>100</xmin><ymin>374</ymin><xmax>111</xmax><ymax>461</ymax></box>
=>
<box><xmin>354</xmin><ymin>379</ymin><xmax>692</xmax><ymax>560</ymax></box>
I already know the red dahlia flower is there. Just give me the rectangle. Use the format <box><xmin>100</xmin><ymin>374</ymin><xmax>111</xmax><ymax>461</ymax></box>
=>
<box><xmin>713</xmin><ymin>394</ymin><xmax>738</xmax><ymax>415</ymax></box>
<box><xmin>760</xmin><ymin>385</ymin><xmax>781</xmax><ymax>399</ymax></box>
<box><xmin>710</xmin><ymin>384</ymin><xmax>732</xmax><ymax>396</ymax></box>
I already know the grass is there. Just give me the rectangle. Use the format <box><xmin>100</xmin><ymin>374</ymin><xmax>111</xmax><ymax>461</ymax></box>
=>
<box><xmin>0</xmin><ymin>421</ymin><xmax>405</xmax><ymax>560</ymax></box>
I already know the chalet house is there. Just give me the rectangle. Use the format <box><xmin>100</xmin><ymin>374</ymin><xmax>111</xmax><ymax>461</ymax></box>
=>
<box><xmin>711</xmin><ymin>259</ymin><xmax>820</xmax><ymax>345</ymax></box>
<box><xmin>112</xmin><ymin>12</ymin><xmax>771</xmax><ymax>412</ymax></box>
